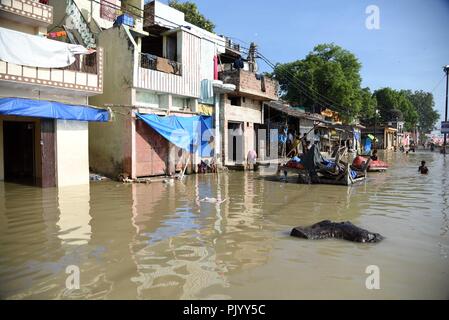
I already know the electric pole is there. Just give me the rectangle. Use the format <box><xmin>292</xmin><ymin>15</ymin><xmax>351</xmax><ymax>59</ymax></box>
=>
<box><xmin>444</xmin><ymin>65</ymin><xmax>449</xmax><ymax>154</ymax></box>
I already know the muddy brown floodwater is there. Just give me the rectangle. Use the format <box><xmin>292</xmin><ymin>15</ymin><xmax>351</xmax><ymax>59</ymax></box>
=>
<box><xmin>0</xmin><ymin>151</ymin><xmax>448</xmax><ymax>299</ymax></box>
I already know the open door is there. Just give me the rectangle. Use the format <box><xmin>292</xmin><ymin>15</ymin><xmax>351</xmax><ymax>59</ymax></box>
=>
<box><xmin>3</xmin><ymin>121</ymin><xmax>35</xmax><ymax>185</ymax></box>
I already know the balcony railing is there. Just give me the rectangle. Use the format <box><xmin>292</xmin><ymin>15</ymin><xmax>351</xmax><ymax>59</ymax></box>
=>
<box><xmin>139</xmin><ymin>53</ymin><xmax>182</xmax><ymax>76</ymax></box>
<box><xmin>0</xmin><ymin>48</ymin><xmax>103</xmax><ymax>95</ymax></box>
<box><xmin>225</xmin><ymin>38</ymin><xmax>240</xmax><ymax>52</ymax></box>
<box><xmin>0</xmin><ymin>0</ymin><xmax>53</xmax><ymax>25</ymax></box>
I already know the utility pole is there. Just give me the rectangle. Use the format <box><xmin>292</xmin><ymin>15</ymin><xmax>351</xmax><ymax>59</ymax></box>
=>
<box><xmin>444</xmin><ymin>65</ymin><xmax>449</xmax><ymax>154</ymax></box>
<box><xmin>373</xmin><ymin>108</ymin><xmax>379</xmax><ymax>150</ymax></box>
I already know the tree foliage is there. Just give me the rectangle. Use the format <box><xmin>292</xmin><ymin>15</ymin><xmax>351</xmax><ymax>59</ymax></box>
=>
<box><xmin>402</xmin><ymin>90</ymin><xmax>439</xmax><ymax>133</ymax></box>
<box><xmin>359</xmin><ymin>87</ymin><xmax>377</xmax><ymax>121</ymax></box>
<box><xmin>272</xmin><ymin>43</ymin><xmax>364</xmax><ymax>123</ymax></box>
<box><xmin>373</xmin><ymin>88</ymin><xmax>419</xmax><ymax>131</ymax></box>
<box><xmin>168</xmin><ymin>0</ymin><xmax>215</xmax><ymax>33</ymax></box>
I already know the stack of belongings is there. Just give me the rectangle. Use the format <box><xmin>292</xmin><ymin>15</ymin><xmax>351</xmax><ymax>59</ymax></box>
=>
<box><xmin>285</xmin><ymin>155</ymin><xmax>304</xmax><ymax>170</ymax></box>
<box><xmin>300</xmin><ymin>145</ymin><xmax>361</xmax><ymax>182</ymax></box>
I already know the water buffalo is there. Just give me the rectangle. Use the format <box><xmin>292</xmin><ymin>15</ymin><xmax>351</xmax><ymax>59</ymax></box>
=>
<box><xmin>291</xmin><ymin>220</ymin><xmax>383</xmax><ymax>243</ymax></box>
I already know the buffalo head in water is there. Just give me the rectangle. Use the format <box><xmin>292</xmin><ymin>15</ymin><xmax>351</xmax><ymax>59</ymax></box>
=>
<box><xmin>291</xmin><ymin>220</ymin><xmax>384</xmax><ymax>243</ymax></box>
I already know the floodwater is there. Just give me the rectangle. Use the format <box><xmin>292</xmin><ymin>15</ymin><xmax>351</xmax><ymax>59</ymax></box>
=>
<box><xmin>0</xmin><ymin>151</ymin><xmax>448</xmax><ymax>300</ymax></box>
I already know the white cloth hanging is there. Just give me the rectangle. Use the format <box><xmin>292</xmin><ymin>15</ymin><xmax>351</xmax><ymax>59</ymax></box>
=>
<box><xmin>0</xmin><ymin>27</ymin><xmax>91</xmax><ymax>68</ymax></box>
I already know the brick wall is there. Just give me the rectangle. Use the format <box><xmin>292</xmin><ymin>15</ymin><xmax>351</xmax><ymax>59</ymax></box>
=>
<box><xmin>219</xmin><ymin>69</ymin><xmax>278</xmax><ymax>101</ymax></box>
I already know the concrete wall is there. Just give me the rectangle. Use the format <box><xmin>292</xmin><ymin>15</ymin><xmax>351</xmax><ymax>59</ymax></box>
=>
<box><xmin>0</xmin><ymin>119</ymin><xmax>3</xmax><ymax>181</ymax></box>
<box><xmin>56</xmin><ymin>120</ymin><xmax>89</xmax><ymax>187</ymax></box>
<box><xmin>0</xmin><ymin>18</ymin><xmax>44</xmax><ymax>35</ymax></box>
<box><xmin>225</xmin><ymin>98</ymin><xmax>263</xmax><ymax>124</ymax></box>
<box><xmin>88</xmin><ymin>106</ymin><xmax>133</xmax><ymax>178</ymax></box>
<box><xmin>88</xmin><ymin>26</ymin><xmax>135</xmax><ymax>178</ymax></box>
<box><xmin>219</xmin><ymin>70</ymin><xmax>278</xmax><ymax>101</ymax></box>
<box><xmin>220</xmin><ymin>94</ymin><xmax>263</xmax><ymax>165</ymax></box>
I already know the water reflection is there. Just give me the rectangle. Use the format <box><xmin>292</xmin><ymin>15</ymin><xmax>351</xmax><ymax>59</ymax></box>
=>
<box><xmin>57</xmin><ymin>185</ymin><xmax>91</xmax><ymax>245</ymax></box>
<box><xmin>0</xmin><ymin>151</ymin><xmax>448</xmax><ymax>299</ymax></box>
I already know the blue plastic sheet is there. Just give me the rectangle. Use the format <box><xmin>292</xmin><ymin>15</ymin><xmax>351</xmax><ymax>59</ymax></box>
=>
<box><xmin>136</xmin><ymin>113</ymin><xmax>213</xmax><ymax>153</ymax></box>
<box><xmin>364</xmin><ymin>139</ymin><xmax>372</xmax><ymax>153</ymax></box>
<box><xmin>0</xmin><ymin>97</ymin><xmax>109</xmax><ymax>122</ymax></box>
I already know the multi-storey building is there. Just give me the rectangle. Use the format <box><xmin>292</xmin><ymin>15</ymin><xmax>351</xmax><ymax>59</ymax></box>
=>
<box><xmin>87</xmin><ymin>0</ymin><xmax>228</xmax><ymax>179</ymax></box>
<box><xmin>217</xmin><ymin>43</ymin><xmax>279</xmax><ymax>168</ymax></box>
<box><xmin>0</xmin><ymin>0</ymin><xmax>107</xmax><ymax>187</ymax></box>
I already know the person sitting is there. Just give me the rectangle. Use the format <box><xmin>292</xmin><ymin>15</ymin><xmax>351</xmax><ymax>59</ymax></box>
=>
<box><xmin>418</xmin><ymin>161</ymin><xmax>429</xmax><ymax>174</ymax></box>
<box><xmin>370</xmin><ymin>149</ymin><xmax>378</xmax><ymax>161</ymax></box>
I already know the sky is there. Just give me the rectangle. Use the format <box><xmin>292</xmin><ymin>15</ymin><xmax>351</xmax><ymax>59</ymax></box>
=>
<box><xmin>161</xmin><ymin>0</ymin><xmax>449</xmax><ymax>123</ymax></box>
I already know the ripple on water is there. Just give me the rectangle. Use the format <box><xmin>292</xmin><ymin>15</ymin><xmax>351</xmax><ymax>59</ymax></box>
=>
<box><xmin>0</xmin><ymin>151</ymin><xmax>449</xmax><ymax>299</ymax></box>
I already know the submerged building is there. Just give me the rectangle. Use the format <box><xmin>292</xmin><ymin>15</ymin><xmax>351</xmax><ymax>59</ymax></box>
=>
<box><xmin>217</xmin><ymin>43</ymin><xmax>279</xmax><ymax>168</ymax></box>
<box><xmin>85</xmin><ymin>0</ymin><xmax>227</xmax><ymax>179</ymax></box>
<box><xmin>0</xmin><ymin>0</ymin><xmax>108</xmax><ymax>187</ymax></box>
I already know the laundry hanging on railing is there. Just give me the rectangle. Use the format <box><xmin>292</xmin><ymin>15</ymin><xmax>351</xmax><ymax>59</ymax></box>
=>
<box><xmin>0</xmin><ymin>27</ymin><xmax>93</xmax><ymax>68</ymax></box>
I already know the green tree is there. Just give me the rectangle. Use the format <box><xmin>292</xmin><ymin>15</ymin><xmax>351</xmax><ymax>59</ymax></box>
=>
<box><xmin>402</xmin><ymin>90</ymin><xmax>439</xmax><ymax>133</ymax></box>
<box><xmin>373</xmin><ymin>88</ymin><xmax>418</xmax><ymax>131</ymax></box>
<box><xmin>272</xmin><ymin>43</ymin><xmax>363</xmax><ymax>123</ymax></box>
<box><xmin>359</xmin><ymin>87</ymin><xmax>377</xmax><ymax>121</ymax></box>
<box><xmin>168</xmin><ymin>0</ymin><xmax>215</xmax><ymax>32</ymax></box>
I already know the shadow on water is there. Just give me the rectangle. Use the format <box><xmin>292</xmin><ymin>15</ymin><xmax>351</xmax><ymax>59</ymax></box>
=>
<box><xmin>0</xmin><ymin>150</ymin><xmax>448</xmax><ymax>299</ymax></box>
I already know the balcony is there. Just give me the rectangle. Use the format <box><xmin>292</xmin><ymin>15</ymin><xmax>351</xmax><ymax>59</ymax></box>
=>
<box><xmin>0</xmin><ymin>48</ymin><xmax>103</xmax><ymax>96</ymax></box>
<box><xmin>139</xmin><ymin>53</ymin><xmax>182</xmax><ymax>76</ymax></box>
<box><xmin>0</xmin><ymin>0</ymin><xmax>53</xmax><ymax>27</ymax></box>
<box><xmin>219</xmin><ymin>69</ymin><xmax>278</xmax><ymax>101</ymax></box>
<box><xmin>135</xmin><ymin>52</ymin><xmax>199</xmax><ymax>98</ymax></box>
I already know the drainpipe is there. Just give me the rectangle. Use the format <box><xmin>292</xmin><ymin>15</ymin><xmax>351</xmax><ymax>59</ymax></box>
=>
<box><xmin>214</xmin><ymin>94</ymin><xmax>221</xmax><ymax>160</ymax></box>
<box><xmin>212</xmin><ymin>81</ymin><xmax>236</xmax><ymax>166</ymax></box>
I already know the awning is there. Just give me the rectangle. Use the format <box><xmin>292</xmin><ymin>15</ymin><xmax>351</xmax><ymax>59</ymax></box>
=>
<box><xmin>0</xmin><ymin>98</ymin><xmax>109</xmax><ymax>122</ymax></box>
<box><xmin>0</xmin><ymin>27</ymin><xmax>91</xmax><ymax>68</ymax></box>
<box><xmin>136</xmin><ymin>113</ymin><xmax>213</xmax><ymax>153</ymax></box>
<box><xmin>265</xmin><ymin>101</ymin><xmax>328</xmax><ymax>122</ymax></box>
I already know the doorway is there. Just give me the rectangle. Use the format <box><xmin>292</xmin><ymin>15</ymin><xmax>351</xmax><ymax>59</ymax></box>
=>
<box><xmin>228</xmin><ymin>121</ymin><xmax>244</xmax><ymax>164</ymax></box>
<box><xmin>3</xmin><ymin>121</ymin><xmax>36</xmax><ymax>184</ymax></box>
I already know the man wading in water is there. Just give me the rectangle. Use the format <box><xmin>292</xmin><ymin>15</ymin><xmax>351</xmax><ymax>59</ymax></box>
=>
<box><xmin>418</xmin><ymin>161</ymin><xmax>429</xmax><ymax>174</ymax></box>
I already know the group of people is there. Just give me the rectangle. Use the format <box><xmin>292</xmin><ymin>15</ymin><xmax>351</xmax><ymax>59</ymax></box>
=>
<box><xmin>372</xmin><ymin>149</ymin><xmax>429</xmax><ymax>175</ymax></box>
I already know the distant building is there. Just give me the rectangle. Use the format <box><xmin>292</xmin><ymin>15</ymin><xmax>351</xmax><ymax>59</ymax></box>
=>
<box><xmin>362</xmin><ymin>126</ymin><xmax>398</xmax><ymax>150</ymax></box>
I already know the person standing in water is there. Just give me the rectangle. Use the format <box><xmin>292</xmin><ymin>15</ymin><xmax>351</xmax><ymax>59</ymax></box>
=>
<box><xmin>371</xmin><ymin>149</ymin><xmax>378</xmax><ymax>161</ymax></box>
<box><xmin>418</xmin><ymin>161</ymin><xmax>429</xmax><ymax>174</ymax></box>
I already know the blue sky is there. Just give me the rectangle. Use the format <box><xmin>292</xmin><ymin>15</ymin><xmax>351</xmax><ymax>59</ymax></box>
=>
<box><xmin>162</xmin><ymin>0</ymin><xmax>449</xmax><ymax>121</ymax></box>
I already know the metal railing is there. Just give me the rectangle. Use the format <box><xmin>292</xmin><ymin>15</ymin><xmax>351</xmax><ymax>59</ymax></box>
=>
<box><xmin>139</xmin><ymin>53</ymin><xmax>182</xmax><ymax>76</ymax></box>
<box><xmin>225</xmin><ymin>38</ymin><xmax>240</xmax><ymax>52</ymax></box>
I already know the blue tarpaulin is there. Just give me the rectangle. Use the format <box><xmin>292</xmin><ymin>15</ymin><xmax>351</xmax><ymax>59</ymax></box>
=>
<box><xmin>136</xmin><ymin>113</ymin><xmax>213</xmax><ymax>154</ymax></box>
<box><xmin>364</xmin><ymin>139</ymin><xmax>372</xmax><ymax>153</ymax></box>
<box><xmin>0</xmin><ymin>97</ymin><xmax>109</xmax><ymax>122</ymax></box>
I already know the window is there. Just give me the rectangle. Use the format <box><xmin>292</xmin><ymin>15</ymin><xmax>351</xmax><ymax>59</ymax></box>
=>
<box><xmin>229</xmin><ymin>97</ymin><xmax>241</xmax><ymax>106</ymax></box>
